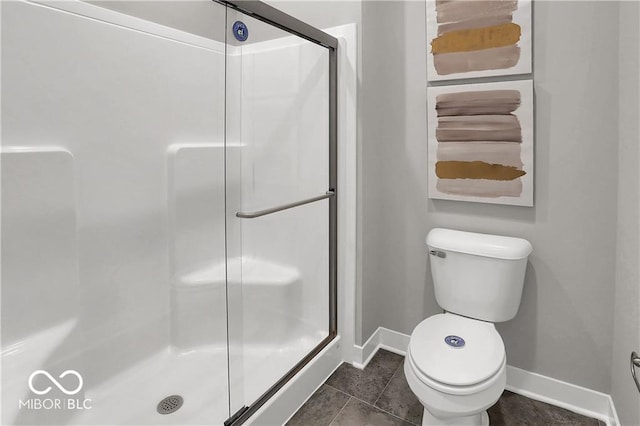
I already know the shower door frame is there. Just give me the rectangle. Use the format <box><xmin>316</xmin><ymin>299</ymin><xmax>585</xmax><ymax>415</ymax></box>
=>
<box><xmin>217</xmin><ymin>1</ymin><xmax>339</xmax><ymax>424</ymax></box>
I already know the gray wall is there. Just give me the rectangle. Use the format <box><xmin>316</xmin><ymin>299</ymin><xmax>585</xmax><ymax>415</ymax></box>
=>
<box><xmin>359</xmin><ymin>0</ymin><xmax>622</xmax><ymax>394</ymax></box>
<box><xmin>360</xmin><ymin>0</ymin><xmax>436</xmax><ymax>345</ymax></box>
<box><xmin>611</xmin><ymin>1</ymin><xmax>640</xmax><ymax>424</ymax></box>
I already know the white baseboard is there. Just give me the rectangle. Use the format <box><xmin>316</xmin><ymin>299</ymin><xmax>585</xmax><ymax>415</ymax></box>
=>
<box><xmin>352</xmin><ymin>327</ymin><xmax>618</xmax><ymax>426</ymax></box>
<box><xmin>352</xmin><ymin>327</ymin><xmax>410</xmax><ymax>369</ymax></box>
<box><xmin>505</xmin><ymin>365</ymin><xmax>619</xmax><ymax>426</ymax></box>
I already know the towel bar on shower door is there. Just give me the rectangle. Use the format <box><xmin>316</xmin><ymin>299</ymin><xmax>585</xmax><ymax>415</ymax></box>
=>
<box><xmin>235</xmin><ymin>190</ymin><xmax>335</xmax><ymax>219</ymax></box>
<box><xmin>632</xmin><ymin>351</ymin><xmax>640</xmax><ymax>394</ymax></box>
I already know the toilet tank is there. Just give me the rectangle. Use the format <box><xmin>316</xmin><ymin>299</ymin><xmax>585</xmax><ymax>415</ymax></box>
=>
<box><xmin>427</xmin><ymin>228</ymin><xmax>533</xmax><ymax>322</ymax></box>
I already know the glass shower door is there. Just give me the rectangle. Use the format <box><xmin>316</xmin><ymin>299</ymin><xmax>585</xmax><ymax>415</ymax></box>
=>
<box><xmin>225</xmin><ymin>9</ymin><xmax>332</xmax><ymax>415</ymax></box>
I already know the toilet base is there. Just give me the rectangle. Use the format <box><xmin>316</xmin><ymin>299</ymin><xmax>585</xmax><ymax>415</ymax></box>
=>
<box><xmin>421</xmin><ymin>408</ymin><xmax>489</xmax><ymax>426</ymax></box>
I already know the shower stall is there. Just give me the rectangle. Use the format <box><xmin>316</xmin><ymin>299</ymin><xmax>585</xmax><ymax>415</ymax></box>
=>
<box><xmin>1</xmin><ymin>1</ymin><xmax>337</xmax><ymax>424</ymax></box>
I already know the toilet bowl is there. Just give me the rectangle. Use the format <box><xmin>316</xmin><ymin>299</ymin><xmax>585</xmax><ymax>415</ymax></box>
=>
<box><xmin>407</xmin><ymin>228</ymin><xmax>532</xmax><ymax>426</ymax></box>
<box><xmin>404</xmin><ymin>313</ymin><xmax>506</xmax><ymax>425</ymax></box>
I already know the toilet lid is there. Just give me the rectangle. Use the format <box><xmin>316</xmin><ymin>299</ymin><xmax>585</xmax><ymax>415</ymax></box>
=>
<box><xmin>409</xmin><ymin>314</ymin><xmax>505</xmax><ymax>387</ymax></box>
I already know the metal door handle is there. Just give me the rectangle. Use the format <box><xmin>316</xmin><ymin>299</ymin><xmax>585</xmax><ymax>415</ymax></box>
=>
<box><xmin>632</xmin><ymin>351</ymin><xmax>640</xmax><ymax>394</ymax></box>
<box><xmin>236</xmin><ymin>191</ymin><xmax>334</xmax><ymax>219</ymax></box>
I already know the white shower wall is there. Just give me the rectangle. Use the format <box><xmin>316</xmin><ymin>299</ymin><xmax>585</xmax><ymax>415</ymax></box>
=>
<box><xmin>2</xmin><ymin>1</ymin><xmax>228</xmax><ymax>423</ymax></box>
<box><xmin>1</xmin><ymin>1</ymin><xmax>331</xmax><ymax>424</ymax></box>
<box><xmin>4</xmin><ymin>0</ymin><xmax>225</xmax><ymax>368</ymax></box>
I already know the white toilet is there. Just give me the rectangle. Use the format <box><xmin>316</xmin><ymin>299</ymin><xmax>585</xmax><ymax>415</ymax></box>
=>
<box><xmin>404</xmin><ymin>228</ymin><xmax>532</xmax><ymax>426</ymax></box>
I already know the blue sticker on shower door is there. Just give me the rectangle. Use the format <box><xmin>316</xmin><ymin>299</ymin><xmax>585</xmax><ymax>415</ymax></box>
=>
<box><xmin>233</xmin><ymin>21</ymin><xmax>249</xmax><ymax>42</ymax></box>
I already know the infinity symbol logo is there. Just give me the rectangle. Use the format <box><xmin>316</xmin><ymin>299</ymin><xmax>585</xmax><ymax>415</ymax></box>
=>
<box><xmin>28</xmin><ymin>370</ymin><xmax>83</xmax><ymax>395</ymax></box>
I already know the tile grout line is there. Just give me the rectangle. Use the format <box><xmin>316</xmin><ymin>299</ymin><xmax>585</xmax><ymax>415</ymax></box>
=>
<box><xmin>373</xmin><ymin>361</ymin><xmax>420</xmax><ymax>425</ymax></box>
<box><xmin>288</xmin><ymin>384</ymin><xmax>350</xmax><ymax>426</ymax></box>
<box><xmin>373</xmin><ymin>361</ymin><xmax>404</xmax><ymax>407</ymax></box>
<box><xmin>324</xmin><ymin>354</ymin><xmax>415</xmax><ymax>425</ymax></box>
<box><xmin>349</xmin><ymin>393</ymin><xmax>418</xmax><ymax>425</ymax></box>
<box><xmin>324</xmin><ymin>383</ymin><xmax>353</xmax><ymax>399</ymax></box>
<box><xmin>326</xmin><ymin>396</ymin><xmax>352</xmax><ymax>426</ymax></box>
<box><xmin>324</xmin><ymin>372</ymin><xmax>415</xmax><ymax>425</ymax></box>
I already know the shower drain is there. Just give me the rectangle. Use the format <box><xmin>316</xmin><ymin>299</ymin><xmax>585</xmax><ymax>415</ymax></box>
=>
<box><xmin>157</xmin><ymin>395</ymin><xmax>183</xmax><ymax>415</ymax></box>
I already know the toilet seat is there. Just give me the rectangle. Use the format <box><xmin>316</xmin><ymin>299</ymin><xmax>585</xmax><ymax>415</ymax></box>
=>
<box><xmin>408</xmin><ymin>313</ymin><xmax>505</xmax><ymax>391</ymax></box>
<box><xmin>407</xmin><ymin>348</ymin><xmax>506</xmax><ymax>396</ymax></box>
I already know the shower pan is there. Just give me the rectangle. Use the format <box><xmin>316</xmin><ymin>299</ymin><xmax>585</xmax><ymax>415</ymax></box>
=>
<box><xmin>0</xmin><ymin>1</ymin><xmax>337</xmax><ymax>424</ymax></box>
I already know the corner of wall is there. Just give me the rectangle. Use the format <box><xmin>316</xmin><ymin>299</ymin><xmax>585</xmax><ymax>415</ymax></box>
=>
<box><xmin>610</xmin><ymin>1</ymin><xmax>640</xmax><ymax>425</ymax></box>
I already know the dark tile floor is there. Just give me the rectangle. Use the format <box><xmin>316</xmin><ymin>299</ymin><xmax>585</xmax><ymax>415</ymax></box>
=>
<box><xmin>286</xmin><ymin>350</ymin><xmax>606</xmax><ymax>426</ymax></box>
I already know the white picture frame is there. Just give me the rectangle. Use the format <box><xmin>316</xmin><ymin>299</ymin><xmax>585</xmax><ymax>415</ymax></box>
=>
<box><xmin>426</xmin><ymin>0</ymin><xmax>532</xmax><ymax>81</ymax></box>
<box><xmin>427</xmin><ymin>79</ymin><xmax>534</xmax><ymax>206</ymax></box>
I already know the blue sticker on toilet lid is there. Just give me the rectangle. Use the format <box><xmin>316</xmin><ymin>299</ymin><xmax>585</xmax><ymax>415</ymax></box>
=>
<box><xmin>444</xmin><ymin>335</ymin><xmax>465</xmax><ymax>348</ymax></box>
